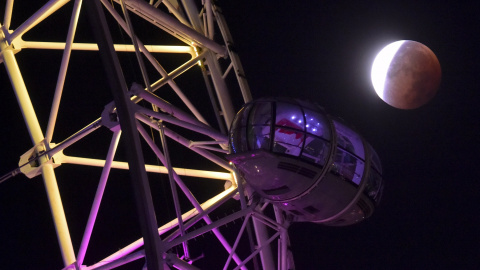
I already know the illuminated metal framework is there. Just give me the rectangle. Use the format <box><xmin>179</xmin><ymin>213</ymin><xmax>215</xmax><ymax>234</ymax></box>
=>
<box><xmin>0</xmin><ymin>0</ymin><xmax>291</xmax><ymax>269</ymax></box>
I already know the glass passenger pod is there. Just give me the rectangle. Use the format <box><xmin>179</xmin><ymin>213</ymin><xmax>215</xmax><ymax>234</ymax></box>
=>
<box><xmin>230</xmin><ymin>99</ymin><xmax>333</xmax><ymax>166</ymax></box>
<box><xmin>228</xmin><ymin>98</ymin><xmax>333</xmax><ymax>201</ymax></box>
<box><xmin>228</xmin><ymin>98</ymin><xmax>383</xmax><ymax>225</ymax></box>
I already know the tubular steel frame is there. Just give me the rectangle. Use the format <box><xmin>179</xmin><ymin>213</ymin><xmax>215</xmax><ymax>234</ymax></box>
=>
<box><xmin>0</xmin><ymin>0</ymin><xmax>292</xmax><ymax>269</ymax></box>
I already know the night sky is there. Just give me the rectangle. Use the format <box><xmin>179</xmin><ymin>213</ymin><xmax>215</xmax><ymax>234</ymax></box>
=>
<box><xmin>1</xmin><ymin>1</ymin><xmax>479</xmax><ymax>269</ymax></box>
<box><xmin>220</xmin><ymin>2</ymin><xmax>479</xmax><ymax>268</ymax></box>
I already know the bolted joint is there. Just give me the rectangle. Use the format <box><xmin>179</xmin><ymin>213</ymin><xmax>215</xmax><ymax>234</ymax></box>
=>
<box><xmin>101</xmin><ymin>101</ymin><xmax>121</xmax><ymax>132</ymax></box>
<box><xmin>128</xmin><ymin>82</ymin><xmax>144</xmax><ymax>96</ymax></box>
<box><xmin>0</xmin><ymin>26</ymin><xmax>23</xmax><ymax>64</ymax></box>
<box><xmin>18</xmin><ymin>141</ymin><xmax>61</xmax><ymax>179</ymax></box>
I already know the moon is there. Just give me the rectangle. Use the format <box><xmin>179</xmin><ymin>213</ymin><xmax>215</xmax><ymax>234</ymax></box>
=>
<box><xmin>371</xmin><ymin>40</ymin><xmax>441</xmax><ymax>109</ymax></box>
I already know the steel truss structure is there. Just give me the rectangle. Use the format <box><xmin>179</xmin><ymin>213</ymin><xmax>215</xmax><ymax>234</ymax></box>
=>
<box><xmin>0</xmin><ymin>0</ymin><xmax>294</xmax><ymax>269</ymax></box>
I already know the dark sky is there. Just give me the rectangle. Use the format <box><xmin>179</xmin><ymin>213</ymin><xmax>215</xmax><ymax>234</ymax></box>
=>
<box><xmin>1</xmin><ymin>1</ymin><xmax>479</xmax><ymax>269</ymax></box>
<box><xmin>218</xmin><ymin>1</ymin><xmax>480</xmax><ymax>269</ymax></box>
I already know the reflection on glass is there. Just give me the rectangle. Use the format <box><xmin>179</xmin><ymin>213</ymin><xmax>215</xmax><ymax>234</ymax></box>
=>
<box><xmin>275</xmin><ymin>102</ymin><xmax>304</xmax><ymax>131</ymax></box>
<box><xmin>273</xmin><ymin>127</ymin><xmax>304</xmax><ymax>156</ymax></box>
<box><xmin>304</xmin><ymin>108</ymin><xmax>329</xmax><ymax>139</ymax></box>
<box><xmin>333</xmin><ymin>120</ymin><xmax>365</xmax><ymax>159</ymax></box>
<box><xmin>248</xmin><ymin>126</ymin><xmax>271</xmax><ymax>150</ymax></box>
<box><xmin>331</xmin><ymin>147</ymin><xmax>365</xmax><ymax>184</ymax></box>
<box><xmin>230</xmin><ymin>127</ymin><xmax>248</xmax><ymax>153</ymax></box>
<box><xmin>250</xmin><ymin>102</ymin><xmax>271</xmax><ymax>126</ymax></box>
<box><xmin>301</xmin><ymin>135</ymin><xmax>329</xmax><ymax>166</ymax></box>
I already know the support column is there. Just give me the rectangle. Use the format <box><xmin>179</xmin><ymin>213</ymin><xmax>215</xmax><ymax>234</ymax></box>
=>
<box><xmin>84</xmin><ymin>1</ymin><xmax>165</xmax><ymax>269</ymax></box>
<box><xmin>1</xmin><ymin>26</ymin><xmax>76</xmax><ymax>267</ymax></box>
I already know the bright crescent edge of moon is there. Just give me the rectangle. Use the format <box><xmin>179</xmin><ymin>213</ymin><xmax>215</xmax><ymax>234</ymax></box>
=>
<box><xmin>371</xmin><ymin>40</ymin><xmax>406</xmax><ymax>99</ymax></box>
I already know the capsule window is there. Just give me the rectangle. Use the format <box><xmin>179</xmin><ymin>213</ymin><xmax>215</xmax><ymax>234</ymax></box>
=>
<box><xmin>333</xmin><ymin>120</ymin><xmax>365</xmax><ymax>160</ymax></box>
<box><xmin>301</xmin><ymin>135</ymin><xmax>330</xmax><ymax>166</ymax></box>
<box><xmin>230</xmin><ymin>127</ymin><xmax>248</xmax><ymax>153</ymax></box>
<box><xmin>248</xmin><ymin>126</ymin><xmax>271</xmax><ymax>150</ymax></box>
<box><xmin>275</xmin><ymin>102</ymin><xmax>304</xmax><ymax>131</ymax></box>
<box><xmin>303</xmin><ymin>108</ymin><xmax>330</xmax><ymax>140</ymax></box>
<box><xmin>272</xmin><ymin>127</ymin><xmax>304</xmax><ymax>156</ymax></box>
<box><xmin>331</xmin><ymin>147</ymin><xmax>365</xmax><ymax>184</ymax></box>
<box><xmin>249</xmin><ymin>102</ymin><xmax>272</xmax><ymax>126</ymax></box>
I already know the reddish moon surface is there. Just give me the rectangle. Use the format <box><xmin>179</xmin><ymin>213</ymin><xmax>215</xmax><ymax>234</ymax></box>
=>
<box><xmin>380</xmin><ymin>41</ymin><xmax>441</xmax><ymax>109</ymax></box>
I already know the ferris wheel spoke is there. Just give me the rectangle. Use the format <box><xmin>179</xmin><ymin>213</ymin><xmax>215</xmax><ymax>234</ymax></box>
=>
<box><xmin>223</xmin><ymin>213</ymin><xmax>253</xmax><ymax>270</ymax></box>
<box><xmin>3</xmin><ymin>0</ymin><xmax>14</xmax><ymax>29</ymax></box>
<box><xmin>132</xmin><ymin>53</ymin><xmax>211</xmax><ymax>125</ymax></box>
<box><xmin>136</xmin><ymin>121</ymin><xmax>206</xmax><ymax>209</ymax></box>
<box><xmin>232</xmin><ymin>231</ymin><xmax>281</xmax><ymax>270</ymax></box>
<box><xmin>135</xmin><ymin>105</ymin><xmax>226</xmax><ymax>142</ymax></box>
<box><xmin>87</xmin><ymin>186</ymin><xmax>237</xmax><ymax>270</ymax></box>
<box><xmin>76</xmin><ymin>129</ymin><xmax>122</xmax><ymax>267</ymax></box>
<box><xmin>101</xmin><ymin>0</ymin><xmax>214</xmax><ymax>125</ymax></box>
<box><xmin>135</xmin><ymin>118</ymin><xmax>242</xmax><ymax>264</ymax></box>
<box><xmin>138</xmin><ymin>131</ymin><xmax>248</xmax><ymax>269</ymax></box>
<box><xmin>163</xmin><ymin>205</ymin><xmax>253</xmax><ymax>270</ymax></box>
<box><xmin>158</xmin><ymin>0</ymin><xmax>189</xmax><ymax>26</ymax></box>
<box><xmin>212</xmin><ymin>5</ymin><xmax>252</xmax><ymax>104</ymax></box>
<box><xmin>137</xmin><ymin>120</ymin><xmax>230</xmax><ymax>211</ymax></box>
<box><xmin>135</xmin><ymin>114</ymin><xmax>231</xmax><ymax>171</ymax></box>
<box><xmin>46</xmin><ymin>0</ymin><xmax>83</xmax><ymax>143</ymax></box>
<box><xmin>8</xmin><ymin>0</ymin><xmax>70</xmax><ymax>44</ymax></box>
<box><xmin>132</xmin><ymin>84</ymin><xmax>211</xmax><ymax>128</ymax></box>
<box><xmin>56</xmin><ymin>153</ymin><xmax>232</xmax><ymax>181</ymax></box>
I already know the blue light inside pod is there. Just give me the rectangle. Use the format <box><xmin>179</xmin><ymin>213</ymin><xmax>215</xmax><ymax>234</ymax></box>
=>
<box><xmin>227</xmin><ymin>98</ymin><xmax>384</xmax><ymax>226</ymax></box>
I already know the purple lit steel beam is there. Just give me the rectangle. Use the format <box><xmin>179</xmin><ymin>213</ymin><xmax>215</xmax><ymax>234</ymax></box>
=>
<box><xmin>164</xmin><ymin>253</ymin><xmax>200</xmax><ymax>270</ymax></box>
<box><xmin>131</xmin><ymin>84</ymin><xmax>210</xmax><ymax>128</ymax></box>
<box><xmin>100</xmin><ymin>0</ymin><xmax>209</xmax><ymax>125</ymax></box>
<box><xmin>233</xmin><ymin>168</ymin><xmax>261</xmax><ymax>270</ymax></box>
<box><xmin>92</xmin><ymin>250</ymin><xmax>146</xmax><ymax>270</ymax></box>
<box><xmin>157</xmin><ymin>121</ymin><xmax>190</xmax><ymax>258</ymax></box>
<box><xmin>135</xmin><ymin>114</ymin><xmax>231</xmax><ymax>172</ymax></box>
<box><xmin>135</xmin><ymin>122</ymin><xmax>246</xmax><ymax>269</ymax></box>
<box><xmin>87</xmin><ymin>187</ymin><xmax>236</xmax><ymax>270</ymax></box>
<box><xmin>164</xmin><ymin>206</ymin><xmax>254</xmax><ymax>250</ymax></box>
<box><xmin>85</xmin><ymin>0</ymin><xmax>164</xmax><ymax>269</ymax></box>
<box><xmin>223</xmin><ymin>214</ymin><xmax>252</xmax><ymax>270</ymax></box>
<box><xmin>232</xmin><ymin>231</ymin><xmax>281</xmax><ymax>270</ymax></box>
<box><xmin>77</xmin><ymin>130</ymin><xmax>121</xmax><ymax>266</ymax></box>
<box><xmin>134</xmin><ymin>104</ymin><xmax>227</xmax><ymax>142</ymax></box>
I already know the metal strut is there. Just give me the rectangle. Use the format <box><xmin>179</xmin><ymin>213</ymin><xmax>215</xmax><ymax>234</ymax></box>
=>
<box><xmin>85</xmin><ymin>0</ymin><xmax>165</xmax><ymax>269</ymax></box>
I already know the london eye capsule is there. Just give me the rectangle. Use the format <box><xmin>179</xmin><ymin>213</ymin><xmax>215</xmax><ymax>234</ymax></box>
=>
<box><xmin>227</xmin><ymin>98</ymin><xmax>384</xmax><ymax>226</ymax></box>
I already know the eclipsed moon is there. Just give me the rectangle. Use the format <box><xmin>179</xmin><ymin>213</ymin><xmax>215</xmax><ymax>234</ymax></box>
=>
<box><xmin>371</xmin><ymin>40</ymin><xmax>441</xmax><ymax>109</ymax></box>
